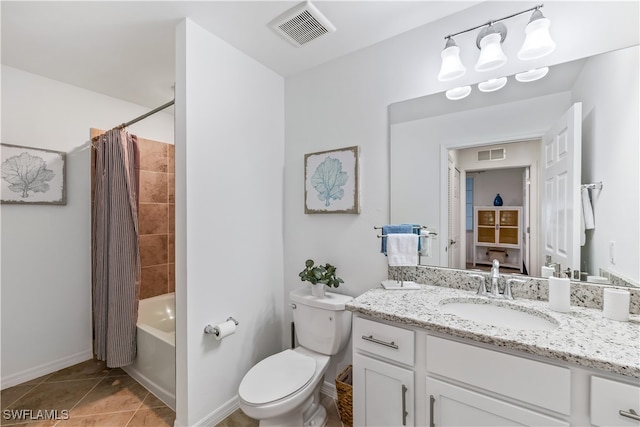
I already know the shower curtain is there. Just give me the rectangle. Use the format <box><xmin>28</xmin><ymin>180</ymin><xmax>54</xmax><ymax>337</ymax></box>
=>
<box><xmin>92</xmin><ymin>128</ymin><xmax>141</xmax><ymax>368</ymax></box>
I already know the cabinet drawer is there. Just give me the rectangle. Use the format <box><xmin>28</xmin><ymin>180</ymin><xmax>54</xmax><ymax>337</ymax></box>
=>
<box><xmin>354</xmin><ymin>317</ymin><xmax>415</xmax><ymax>366</ymax></box>
<box><xmin>591</xmin><ymin>376</ymin><xmax>640</xmax><ymax>426</ymax></box>
<box><xmin>426</xmin><ymin>336</ymin><xmax>570</xmax><ymax>415</ymax></box>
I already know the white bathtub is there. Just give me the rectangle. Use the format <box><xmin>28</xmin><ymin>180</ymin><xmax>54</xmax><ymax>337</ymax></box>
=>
<box><xmin>123</xmin><ymin>292</ymin><xmax>175</xmax><ymax>410</ymax></box>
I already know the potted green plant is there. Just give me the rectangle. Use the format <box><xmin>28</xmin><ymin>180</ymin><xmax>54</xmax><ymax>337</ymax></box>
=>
<box><xmin>298</xmin><ymin>259</ymin><xmax>344</xmax><ymax>297</ymax></box>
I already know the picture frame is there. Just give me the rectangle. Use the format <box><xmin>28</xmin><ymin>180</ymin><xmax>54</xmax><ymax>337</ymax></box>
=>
<box><xmin>1</xmin><ymin>143</ymin><xmax>66</xmax><ymax>205</ymax></box>
<box><xmin>304</xmin><ymin>146</ymin><xmax>359</xmax><ymax>214</ymax></box>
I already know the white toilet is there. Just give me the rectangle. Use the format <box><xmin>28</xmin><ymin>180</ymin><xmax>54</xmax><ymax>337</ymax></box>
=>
<box><xmin>239</xmin><ymin>287</ymin><xmax>353</xmax><ymax>426</ymax></box>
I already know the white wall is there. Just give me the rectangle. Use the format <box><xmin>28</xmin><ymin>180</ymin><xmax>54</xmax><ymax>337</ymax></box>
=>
<box><xmin>174</xmin><ymin>19</ymin><xmax>285</xmax><ymax>426</ymax></box>
<box><xmin>470</xmin><ymin>169</ymin><xmax>524</xmax><ymax>208</ymax></box>
<box><xmin>573</xmin><ymin>46</ymin><xmax>640</xmax><ymax>281</ymax></box>
<box><xmin>283</xmin><ymin>1</ymin><xmax>638</xmax><ymax>384</ymax></box>
<box><xmin>0</xmin><ymin>65</ymin><xmax>174</xmax><ymax>388</ymax></box>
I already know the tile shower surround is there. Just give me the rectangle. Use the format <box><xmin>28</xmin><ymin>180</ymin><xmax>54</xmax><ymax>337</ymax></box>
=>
<box><xmin>388</xmin><ymin>265</ymin><xmax>640</xmax><ymax>315</ymax></box>
<box><xmin>137</xmin><ymin>138</ymin><xmax>175</xmax><ymax>299</ymax></box>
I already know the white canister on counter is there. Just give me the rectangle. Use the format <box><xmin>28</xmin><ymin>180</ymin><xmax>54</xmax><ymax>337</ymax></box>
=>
<box><xmin>603</xmin><ymin>288</ymin><xmax>630</xmax><ymax>322</ymax></box>
<box><xmin>548</xmin><ymin>276</ymin><xmax>571</xmax><ymax>312</ymax></box>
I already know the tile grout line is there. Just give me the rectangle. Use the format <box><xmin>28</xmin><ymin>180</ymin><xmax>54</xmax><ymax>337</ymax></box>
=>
<box><xmin>65</xmin><ymin>372</ymin><xmax>111</xmax><ymax>416</ymax></box>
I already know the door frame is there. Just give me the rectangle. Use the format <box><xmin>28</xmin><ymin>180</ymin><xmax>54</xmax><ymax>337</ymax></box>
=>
<box><xmin>440</xmin><ymin>138</ymin><xmax>540</xmax><ymax>276</ymax></box>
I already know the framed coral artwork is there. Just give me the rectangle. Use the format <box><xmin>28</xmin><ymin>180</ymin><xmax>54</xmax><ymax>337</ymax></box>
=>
<box><xmin>304</xmin><ymin>146</ymin><xmax>359</xmax><ymax>214</ymax></box>
<box><xmin>1</xmin><ymin>143</ymin><xmax>66</xmax><ymax>205</ymax></box>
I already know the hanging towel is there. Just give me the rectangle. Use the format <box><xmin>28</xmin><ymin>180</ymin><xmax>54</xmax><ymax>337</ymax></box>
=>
<box><xmin>387</xmin><ymin>234</ymin><xmax>419</xmax><ymax>266</ymax></box>
<box><xmin>580</xmin><ymin>187</ymin><xmax>595</xmax><ymax>246</ymax></box>
<box><xmin>411</xmin><ymin>224</ymin><xmax>423</xmax><ymax>251</ymax></box>
<box><xmin>420</xmin><ymin>229</ymin><xmax>432</xmax><ymax>258</ymax></box>
<box><xmin>381</xmin><ymin>224</ymin><xmax>413</xmax><ymax>254</ymax></box>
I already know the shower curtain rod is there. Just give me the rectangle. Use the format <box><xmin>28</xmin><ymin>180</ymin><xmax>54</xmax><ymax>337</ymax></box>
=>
<box><xmin>92</xmin><ymin>99</ymin><xmax>175</xmax><ymax>141</ymax></box>
<box><xmin>116</xmin><ymin>99</ymin><xmax>175</xmax><ymax>130</ymax></box>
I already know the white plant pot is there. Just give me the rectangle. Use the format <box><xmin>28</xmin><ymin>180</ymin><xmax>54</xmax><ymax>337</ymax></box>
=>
<box><xmin>311</xmin><ymin>284</ymin><xmax>325</xmax><ymax>298</ymax></box>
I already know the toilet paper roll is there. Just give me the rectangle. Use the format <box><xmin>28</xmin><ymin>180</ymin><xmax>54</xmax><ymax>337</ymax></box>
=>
<box><xmin>603</xmin><ymin>288</ymin><xmax>630</xmax><ymax>322</ymax></box>
<box><xmin>541</xmin><ymin>266</ymin><xmax>555</xmax><ymax>278</ymax></box>
<box><xmin>214</xmin><ymin>320</ymin><xmax>237</xmax><ymax>341</ymax></box>
<box><xmin>548</xmin><ymin>276</ymin><xmax>571</xmax><ymax>313</ymax></box>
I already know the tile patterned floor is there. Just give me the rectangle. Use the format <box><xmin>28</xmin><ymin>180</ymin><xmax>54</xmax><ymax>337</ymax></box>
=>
<box><xmin>1</xmin><ymin>360</ymin><xmax>346</xmax><ymax>427</ymax></box>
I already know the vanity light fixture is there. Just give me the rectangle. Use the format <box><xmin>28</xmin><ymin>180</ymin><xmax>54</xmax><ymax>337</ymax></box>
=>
<box><xmin>475</xmin><ymin>23</ymin><xmax>508</xmax><ymax>72</ymax></box>
<box><xmin>437</xmin><ymin>4</ymin><xmax>555</xmax><ymax>81</ymax></box>
<box><xmin>517</xmin><ymin>8</ymin><xmax>556</xmax><ymax>60</ymax></box>
<box><xmin>478</xmin><ymin>76</ymin><xmax>508</xmax><ymax>92</ymax></box>
<box><xmin>515</xmin><ymin>67</ymin><xmax>549</xmax><ymax>82</ymax></box>
<box><xmin>446</xmin><ymin>85</ymin><xmax>472</xmax><ymax>100</ymax></box>
<box><xmin>437</xmin><ymin>37</ymin><xmax>466</xmax><ymax>81</ymax></box>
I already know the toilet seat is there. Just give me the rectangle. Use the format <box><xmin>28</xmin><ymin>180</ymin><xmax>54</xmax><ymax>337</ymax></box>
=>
<box><xmin>239</xmin><ymin>349</ymin><xmax>316</xmax><ymax>405</ymax></box>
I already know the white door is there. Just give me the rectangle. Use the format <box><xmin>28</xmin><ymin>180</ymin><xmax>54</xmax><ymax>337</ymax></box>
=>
<box><xmin>541</xmin><ymin>103</ymin><xmax>582</xmax><ymax>277</ymax></box>
<box><xmin>523</xmin><ymin>167</ymin><xmax>531</xmax><ymax>274</ymax></box>
<box><xmin>447</xmin><ymin>158</ymin><xmax>461</xmax><ymax>269</ymax></box>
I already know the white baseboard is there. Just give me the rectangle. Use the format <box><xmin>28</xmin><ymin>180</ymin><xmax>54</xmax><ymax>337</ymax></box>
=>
<box><xmin>181</xmin><ymin>382</ymin><xmax>337</xmax><ymax>427</ymax></box>
<box><xmin>190</xmin><ymin>395</ymin><xmax>239</xmax><ymax>427</ymax></box>
<box><xmin>321</xmin><ymin>379</ymin><xmax>337</xmax><ymax>400</ymax></box>
<box><xmin>1</xmin><ymin>349</ymin><xmax>93</xmax><ymax>389</ymax></box>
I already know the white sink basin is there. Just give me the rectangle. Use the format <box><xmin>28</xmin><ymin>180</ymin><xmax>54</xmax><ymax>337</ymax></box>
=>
<box><xmin>440</xmin><ymin>298</ymin><xmax>559</xmax><ymax>331</ymax></box>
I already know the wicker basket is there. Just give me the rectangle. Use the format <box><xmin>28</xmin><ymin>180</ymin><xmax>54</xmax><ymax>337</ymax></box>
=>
<box><xmin>335</xmin><ymin>364</ymin><xmax>353</xmax><ymax>426</ymax></box>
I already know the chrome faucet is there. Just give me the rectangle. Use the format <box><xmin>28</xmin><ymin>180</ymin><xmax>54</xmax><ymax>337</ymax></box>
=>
<box><xmin>489</xmin><ymin>259</ymin><xmax>501</xmax><ymax>296</ymax></box>
<box><xmin>470</xmin><ymin>260</ymin><xmax>520</xmax><ymax>300</ymax></box>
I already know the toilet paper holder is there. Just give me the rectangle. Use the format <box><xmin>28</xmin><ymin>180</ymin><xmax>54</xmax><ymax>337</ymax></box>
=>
<box><xmin>204</xmin><ymin>317</ymin><xmax>239</xmax><ymax>336</ymax></box>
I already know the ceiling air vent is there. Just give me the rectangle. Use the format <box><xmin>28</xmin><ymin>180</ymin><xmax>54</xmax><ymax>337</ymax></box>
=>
<box><xmin>270</xmin><ymin>1</ymin><xmax>336</xmax><ymax>47</ymax></box>
<box><xmin>477</xmin><ymin>148</ymin><xmax>506</xmax><ymax>162</ymax></box>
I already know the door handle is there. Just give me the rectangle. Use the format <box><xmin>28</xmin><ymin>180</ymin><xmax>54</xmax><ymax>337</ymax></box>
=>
<box><xmin>401</xmin><ymin>384</ymin><xmax>408</xmax><ymax>426</ymax></box>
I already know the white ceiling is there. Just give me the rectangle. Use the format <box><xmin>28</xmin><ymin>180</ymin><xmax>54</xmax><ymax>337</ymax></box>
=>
<box><xmin>1</xmin><ymin>1</ymin><xmax>480</xmax><ymax>109</ymax></box>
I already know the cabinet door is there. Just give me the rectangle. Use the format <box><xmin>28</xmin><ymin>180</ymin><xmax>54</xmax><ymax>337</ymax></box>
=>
<box><xmin>476</xmin><ymin>209</ymin><xmax>496</xmax><ymax>244</ymax></box>
<box><xmin>591</xmin><ymin>376</ymin><xmax>640</xmax><ymax>426</ymax></box>
<box><xmin>497</xmin><ymin>209</ymin><xmax>520</xmax><ymax>245</ymax></box>
<box><xmin>353</xmin><ymin>353</ymin><xmax>414</xmax><ymax>426</ymax></box>
<box><xmin>426</xmin><ymin>378</ymin><xmax>568</xmax><ymax>427</ymax></box>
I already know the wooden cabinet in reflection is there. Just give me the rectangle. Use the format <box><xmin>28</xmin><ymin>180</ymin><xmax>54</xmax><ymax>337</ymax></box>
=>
<box><xmin>474</xmin><ymin>207</ymin><xmax>523</xmax><ymax>272</ymax></box>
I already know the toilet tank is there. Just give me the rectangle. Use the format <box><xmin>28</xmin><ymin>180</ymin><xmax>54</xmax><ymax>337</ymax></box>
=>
<box><xmin>290</xmin><ymin>288</ymin><xmax>353</xmax><ymax>355</ymax></box>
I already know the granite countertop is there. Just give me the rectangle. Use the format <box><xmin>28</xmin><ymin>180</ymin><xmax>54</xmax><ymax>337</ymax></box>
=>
<box><xmin>346</xmin><ymin>283</ymin><xmax>640</xmax><ymax>379</ymax></box>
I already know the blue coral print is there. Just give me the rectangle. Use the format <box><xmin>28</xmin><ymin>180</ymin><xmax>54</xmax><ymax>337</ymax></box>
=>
<box><xmin>311</xmin><ymin>157</ymin><xmax>348</xmax><ymax>207</ymax></box>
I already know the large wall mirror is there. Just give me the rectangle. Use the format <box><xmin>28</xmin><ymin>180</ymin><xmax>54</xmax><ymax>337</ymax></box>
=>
<box><xmin>390</xmin><ymin>45</ymin><xmax>639</xmax><ymax>288</ymax></box>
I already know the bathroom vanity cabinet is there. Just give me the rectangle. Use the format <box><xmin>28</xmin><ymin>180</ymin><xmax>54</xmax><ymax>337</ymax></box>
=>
<box><xmin>353</xmin><ymin>317</ymin><xmax>415</xmax><ymax>426</ymax></box>
<box><xmin>352</xmin><ymin>314</ymin><xmax>640</xmax><ymax>427</ymax></box>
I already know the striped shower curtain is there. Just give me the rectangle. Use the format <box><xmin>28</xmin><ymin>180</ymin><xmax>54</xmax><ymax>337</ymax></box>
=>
<box><xmin>92</xmin><ymin>128</ymin><xmax>140</xmax><ymax>368</ymax></box>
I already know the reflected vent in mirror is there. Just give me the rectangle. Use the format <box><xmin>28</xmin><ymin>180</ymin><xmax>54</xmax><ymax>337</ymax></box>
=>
<box><xmin>477</xmin><ymin>148</ymin><xmax>506</xmax><ymax>161</ymax></box>
<box><xmin>270</xmin><ymin>1</ymin><xmax>336</xmax><ymax>47</ymax></box>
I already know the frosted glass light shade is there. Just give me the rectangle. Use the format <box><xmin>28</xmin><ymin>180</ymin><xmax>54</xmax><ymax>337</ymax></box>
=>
<box><xmin>518</xmin><ymin>14</ymin><xmax>556</xmax><ymax>60</ymax></box>
<box><xmin>446</xmin><ymin>86</ymin><xmax>471</xmax><ymax>100</ymax></box>
<box><xmin>475</xmin><ymin>32</ymin><xmax>507</xmax><ymax>72</ymax></box>
<box><xmin>515</xmin><ymin>67</ymin><xmax>549</xmax><ymax>82</ymax></box>
<box><xmin>478</xmin><ymin>77</ymin><xmax>507</xmax><ymax>92</ymax></box>
<box><xmin>438</xmin><ymin>38</ymin><xmax>466</xmax><ymax>81</ymax></box>
<box><xmin>438</xmin><ymin>45</ymin><xmax>466</xmax><ymax>81</ymax></box>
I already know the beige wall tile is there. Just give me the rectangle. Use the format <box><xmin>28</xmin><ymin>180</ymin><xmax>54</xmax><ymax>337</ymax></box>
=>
<box><xmin>139</xmin><ymin>172</ymin><xmax>168</xmax><ymax>204</ymax></box>
<box><xmin>139</xmin><ymin>235</ymin><xmax>168</xmax><ymax>267</ymax></box>
<box><xmin>140</xmin><ymin>265</ymin><xmax>169</xmax><ymax>299</ymax></box>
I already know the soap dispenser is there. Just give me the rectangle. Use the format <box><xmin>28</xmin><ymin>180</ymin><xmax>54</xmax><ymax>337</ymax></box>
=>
<box><xmin>548</xmin><ymin>264</ymin><xmax>570</xmax><ymax>312</ymax></box>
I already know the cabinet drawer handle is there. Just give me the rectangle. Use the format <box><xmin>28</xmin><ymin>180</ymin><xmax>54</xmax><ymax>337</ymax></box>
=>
<box><xmin>402</xmin><ymin>384</ymin><xmax>408</xmax><ymax>426</ymax></box>
<box><xmin>620</xmin><ymin>409</ymin><xmax>640</xmax><ymax>421</ymax></box>
<box><xmin>361</xmin><ymin>335</ymin><xmax>399</xmax><ymax>350</ymax></box>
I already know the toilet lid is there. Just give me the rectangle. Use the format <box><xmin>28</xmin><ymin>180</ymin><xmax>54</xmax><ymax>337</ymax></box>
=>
<box><xmin>239</xmin><ymin>349</ymin><xmax>316</xmax><ymax>405</ymax></box>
